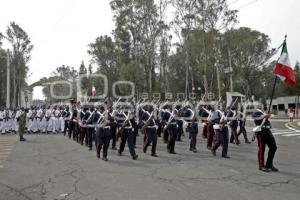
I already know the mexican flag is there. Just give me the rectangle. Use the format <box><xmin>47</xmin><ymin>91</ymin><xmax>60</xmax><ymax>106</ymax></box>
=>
<box><xmin>92</xmin><ymin>86</ymin><xmax>96</xmax><ymax>96</ymax></box>
<box><xmin>273</xmin><ymin>40</ymin><xmax>296</xmax><ymax>87</ymax></box>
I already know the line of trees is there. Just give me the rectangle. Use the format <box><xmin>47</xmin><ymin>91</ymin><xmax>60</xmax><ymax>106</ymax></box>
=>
<box><xmin>0</xmin><ymin>22</ymin><xmax>33</xmax><ymax>107</ymax></box>
<box><xmin>2</xmin><ymin>1</ymin><xmax>298</xmax><ymax>105</ymax></box>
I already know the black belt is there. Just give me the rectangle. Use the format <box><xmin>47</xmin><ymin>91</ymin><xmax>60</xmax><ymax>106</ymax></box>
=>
<box><xmin>262</xmin><ymin>125</ymin><xmax>271</xmax><ymax>129</ymax></box>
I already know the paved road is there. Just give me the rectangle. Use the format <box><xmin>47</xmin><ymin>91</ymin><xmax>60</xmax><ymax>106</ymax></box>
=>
<box><xmin>0</xmin><ymin>120</ymin><xmax>300</xmax><ymax>200</ymax></box>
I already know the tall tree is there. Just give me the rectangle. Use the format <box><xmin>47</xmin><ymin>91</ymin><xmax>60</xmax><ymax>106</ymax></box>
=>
<box><xmin>220</xmin><ymin>27</ymin><xmax>275</xmax><ymax>98</ymax></box>
<box><xmin>110</xmin><ymin>0</ymin><xmax>162</xmax><ymax>98</ymax></box>
<box><xmin>1</xmin><ymin>22</ymin><xmax>33</xmax><ymax>107</ymax></box>
<box><xmin>88</xmin><ymin>35</ymin><xmax>117</xmax><ymax>98</ymax></box>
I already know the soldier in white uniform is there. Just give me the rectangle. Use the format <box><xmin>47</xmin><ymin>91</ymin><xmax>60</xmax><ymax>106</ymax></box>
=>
<box><xmin>27</xmin><ymin>108</ymin><xmax>33</xmax><ymax>133</ymax></box>
<box><xmin>40</xmin><ymin>107</ymin><xmax>47</xmax><ymax>133</ymax></box>
<box><xmin>46</xmin><ymin>106</ymin><xmax>52</xmax><ymax>133</ymax></box>
<box><xmin>48</xmin><ymin>106</ymin><xmax>56</xmax><ymax>133</ymax></box>
<box><xmin>31</xmin><ymin>108</ymin><xmax>38</xmax><ymax>133</ymax></box>
<box><xmin>10</xmin><ymin>109</ymin><xmax>17</xmax><ymax>133</ymax></box>
<box><xmin>14</xmin><ymin>108</ymin><xmax>22</xmax><ymax>133</ymax></box>
<box><xmin>36</xmin><ymin>107</ymin><xmax>43</xmax><ymax>132</ymax></box>
<box><xmin>54</xmin><ymin>107</ymin><xmax>61</xmax><ymax>133</ymax></box>
<box><xmin>2</xmin><ymin>108</ymin><xmax>10</xmax><ymax>134</ymax></box>
<box><xmin>58</xmin><ymin>106</ymin><xmax>65</xmax><ymax>133</ymax></box>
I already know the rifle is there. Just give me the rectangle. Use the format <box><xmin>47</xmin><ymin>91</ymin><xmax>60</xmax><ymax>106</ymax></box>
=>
<box><xmin>118</xmin><ymin>111</ymin><xmax>131</xmax><ymax>134</ymax></box>
<box><xmin>141</xmin><ymin>111</ymin><xmax>154</xmax><ymax>132</ymax></box>
<box><xmin>40</xmin><ymin>111</ymin><xmax>45</xmax><ymax>121</ymax></box>
<box><xmin>163</xmin><ymin>110</ymin><xmax>175</xmax><ymax>132</ymax></box>
<box><xmin>96</xmin><ymin>111</ymin><xmax>109</xmax><ymax>129</ymax></box>
<box><xmin>251</xmin><ymin>111</ymin><xmax>270</xmax><ymax>142</ymax></box>
<box><xmin>219</xmin><ymin>97</ymin><xmax>238</xmax><ymax>128</ymax></box>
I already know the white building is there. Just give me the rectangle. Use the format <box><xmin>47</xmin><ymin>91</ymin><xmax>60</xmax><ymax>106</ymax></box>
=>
<box><xmin>267</xmin><ymin>96</ymin><xmax>299</xmax><ymax>111</ymax></box>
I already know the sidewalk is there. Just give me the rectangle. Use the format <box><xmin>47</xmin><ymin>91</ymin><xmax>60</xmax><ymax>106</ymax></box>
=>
<box><xmin>286</xmin><ymin>120</ymin><xmax>300</xmax><ymax>130</ymax></box>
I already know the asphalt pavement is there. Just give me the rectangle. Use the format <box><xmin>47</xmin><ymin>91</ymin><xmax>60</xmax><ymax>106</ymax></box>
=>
<box><xmin>0</xmin><ymin>120</ymin><xmax>300</xmax><ymax>200</ymax></box>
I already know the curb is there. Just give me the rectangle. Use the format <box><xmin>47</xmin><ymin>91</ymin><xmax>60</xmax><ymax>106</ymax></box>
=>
<box><xmin>285</xmin><ymin>122</ymin><xmax>300</xmax><ymax>131</ymax></box>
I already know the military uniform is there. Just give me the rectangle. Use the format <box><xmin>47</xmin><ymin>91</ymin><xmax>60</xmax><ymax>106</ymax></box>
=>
<box><xmin>163</xmin><ymin>110</ymin><xmax>178</xmax><ymax>154</ymax></box>
<box><xmin>18</xmin><ymin>110</ymin><xmax>26</xmax><ymax>141</ymax></box>
<box><xmin>252</xmin><ymin>109</ymin><xmax>278</xmax><ymax>172</ymax></box>
<box><xmin>86</xmin><ymin>108</ymin><xmax>95</xmax><ymax>151</ymax></box>
<box><xmin>108</xmin><ymin>109</ymin><xmax>118</xmax><ymax>150</ymax></box>
<box><xmin>211</xmin><ymin>109</ymin><xmax>230</xmax><ymax>158</ymax></box>
<box><xmin>199</xmin><ymin>107</ymin><xmax>210</xmax><ymax>139</ymax></box>
<box><xmin>188</xmin><ymin>119</ymin><xmax>198</xmax><ymax>152</ymax></box>
<box><xmin>117</xmin><ymin>112</ymin><xmax>138</xmax><ymax>160</ymax></box>
<box><xmin>237</xmin><ymin>111</ymin><xmax>250</xmax><ymax>144</ymax></box>
<box><xmin>228</xmin><ymin>108</ymin><xmax>240</xmax><ymax>145</ymax></box>
<box><xmin>69</xmin><ymin>107</ymin><xmax>78</xmax><ymax>140</ymax></box>
<box><xmin>142</xmin><ymin>110</ymin><xmax>158</xmax><ymax>157</ymax></box>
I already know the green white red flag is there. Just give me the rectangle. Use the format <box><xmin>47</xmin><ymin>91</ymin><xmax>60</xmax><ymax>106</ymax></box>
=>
<box><xmin>273</xmin><ymin>40</ymin><xmax>296</xmax><ymax>87</ymax></box>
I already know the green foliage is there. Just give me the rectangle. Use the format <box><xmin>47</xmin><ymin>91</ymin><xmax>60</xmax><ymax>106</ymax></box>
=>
<box><xmin>0</xmin><ymin>22</ymin><xmax>33</xmax><ymax>107</ymax></box>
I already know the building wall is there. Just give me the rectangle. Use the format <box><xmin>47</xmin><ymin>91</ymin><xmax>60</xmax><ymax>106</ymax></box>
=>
<box><xmin>267</xmin><ymin>96</ymin><xmax>299</xmax><ymax>111</ymax></box>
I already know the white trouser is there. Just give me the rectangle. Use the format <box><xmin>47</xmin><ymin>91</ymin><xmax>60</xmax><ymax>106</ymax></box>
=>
<box><xmin>47</xmin><ymin>117</ymin><xmax>56</xmax><ymax>132</ymax></box>
<box><xmin>40</xmin><ymin>118</ymin><xmax>47</xmax><ymax>132</ymax></box>
<box><xmin>59</xmin><ymin>117</ymin><xmax>65</xmax><ymax>132</ymax></box>
<box><xmin>31</xmin><ymin>119</ymin><xmax>38</xmax><ymax>132</ymax></box>
<box><xmin>54</xmin><ymin>118</ymin><xmax>60</xmax><ymax>132</ymax></box>
<box><xmin>11</xmin><ymin>119</ymin><xmax>17</xmax><ymax>132</ymax></box>
<box><xmin>2</xmin><ymin>120</ymin><xmax>9</xmax><ymax>133</ymax></box>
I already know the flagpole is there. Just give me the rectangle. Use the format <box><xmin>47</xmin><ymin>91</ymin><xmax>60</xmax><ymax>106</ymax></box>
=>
<box><xmin>267</xmin><ymin>35</ymin><xmax>287</xmax><ymax>114</ymax></box>
<box><xmin>267</xmin><ymin>76</ymin><xmax>278</xmax><ymax>114</ymax></box>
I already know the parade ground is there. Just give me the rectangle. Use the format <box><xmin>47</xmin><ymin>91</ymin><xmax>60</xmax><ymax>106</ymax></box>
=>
<box><xmin>1</xmin><ymin>120</ymin><xmax>299</xmax><ymax>200</ymax></box>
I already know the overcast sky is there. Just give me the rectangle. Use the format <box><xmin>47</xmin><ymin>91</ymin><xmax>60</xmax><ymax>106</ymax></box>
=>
<box><xmin>0</xmin><ymin>0</ymin><xmax>299</xmax><ymax>99</ymax></box>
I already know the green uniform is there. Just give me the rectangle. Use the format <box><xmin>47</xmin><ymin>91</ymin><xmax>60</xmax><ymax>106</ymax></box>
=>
<box><xmin>18</xmin><ymin>112</ymin><xmax>26</xmax><ymax>139</ymax></box>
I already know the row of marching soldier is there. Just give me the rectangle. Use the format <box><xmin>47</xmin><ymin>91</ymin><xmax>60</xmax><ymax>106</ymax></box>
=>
<box><xmin>1</xmin><ymin>98</ymin><xmax>278</xmax><ymax>172</ymax></box>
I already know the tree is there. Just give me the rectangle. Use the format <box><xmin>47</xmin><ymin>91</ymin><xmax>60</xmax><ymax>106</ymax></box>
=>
<box><xmin>171</xmin><ymin>0</ymin><xmax>237</xmax><ymax>99</ymax></box>
<box><xmin>110</xmin><ymin>0</ymin><xmax>163</xmax><ymax>98</ymax></box>
<box><xmin>220</xmin><ymin>27</ymin><xmax>275</xmax><ymax>98</ymax></box>
<box><xmin>88</xmin><ymin>35</ymin><xmax>117</xmax><ymax>98</ymax></box>
<box><xmin>1</xmin><ymin>22</ymin><xmax>33</xmax><ymax>107</ymax></box>
<box><xmin>41</xmin><ymin>65</ymin><xmax>78</xmax><ymax>102</ymax></box>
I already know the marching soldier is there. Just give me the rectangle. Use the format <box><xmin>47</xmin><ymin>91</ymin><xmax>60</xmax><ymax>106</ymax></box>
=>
<box><xmin>130</xmin><ymin>111</ymin><xmax>139</xmax><ymax>148</ymax></box>
<box><xmin>69</xmin><ymin>101</ymin><xmax>78</xmax><ymax>140</ymax></box>
<box><xmin>188</xmin><ymin>116</ymin><xmax>198</xmax><ymax>153</ymax></box>
<box><xmin>95</xmin><ymin>105</ymin><xmax>111</xmax><ymax>161</ymax></box>
<box><xmin>79</xmin><ymin>106</ymin><xmax>90</xmax><ymax>146</ymax></box>
<box><xmin>117</xmin><ymin>111</ymin><xmax>138</xmax><ymax>160</ymax></box>
<box><xmin>108</xmin><ymin>106</ymin><xmax>118</xmax><ymax>150</ymax></box>
<box><xmin>163</xmin><ymin>109</ymin><xmax>178</xmax><ymax>154</ymax></box>
<box><xmin>210</xmin><ymin>104</ymin><xmax>230</xmax><ymax>158</ymax></box>
<box><xmin>199</xmin><ymin>105</ymin><xmax>210</xmax><ymax>139</ymax></box>
<box><xmin>228</xmin><ymin>106</ymin><xmax>240</xmax><ymax>145</ymax></box>
<box><xmin>237</xmin><ymin>108</ymin><xmax>251</xmax><ymax>144</ymax></box>
<box><xmin>62</xmin><ymin>106</ymin><xmax>71</xmax><ymax>135</ymax></box>
<box><xmin>142</xmin><ymin>105</ymin><xmax>158</xmax><ymax>157</ymax></box>
<box><xmin>252</xmin><ymin>105</ymin><xmax>278</xmax><ymax>172</ymax></box>
<box><xmin>86</xmin><ymin>106</ymin><xmax>95</xmax><ymax>151</ymax></box>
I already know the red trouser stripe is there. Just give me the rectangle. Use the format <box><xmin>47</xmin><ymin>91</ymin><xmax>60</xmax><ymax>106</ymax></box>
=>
<box><xmin>258</xmin><ymin>135</ymin><xmax>263</xmax><ymax>168</ymax></box>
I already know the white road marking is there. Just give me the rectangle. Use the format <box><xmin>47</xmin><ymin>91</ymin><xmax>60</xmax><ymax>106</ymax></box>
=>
<box><xmin>273</xmin><ymin>132</ymin><xmax>295</xmax><ymax>135</ymax></box>
<box><xmin>282</xmin><ymin>133</ymin><xmax>300</xmax><ymax>137</ymax></box>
